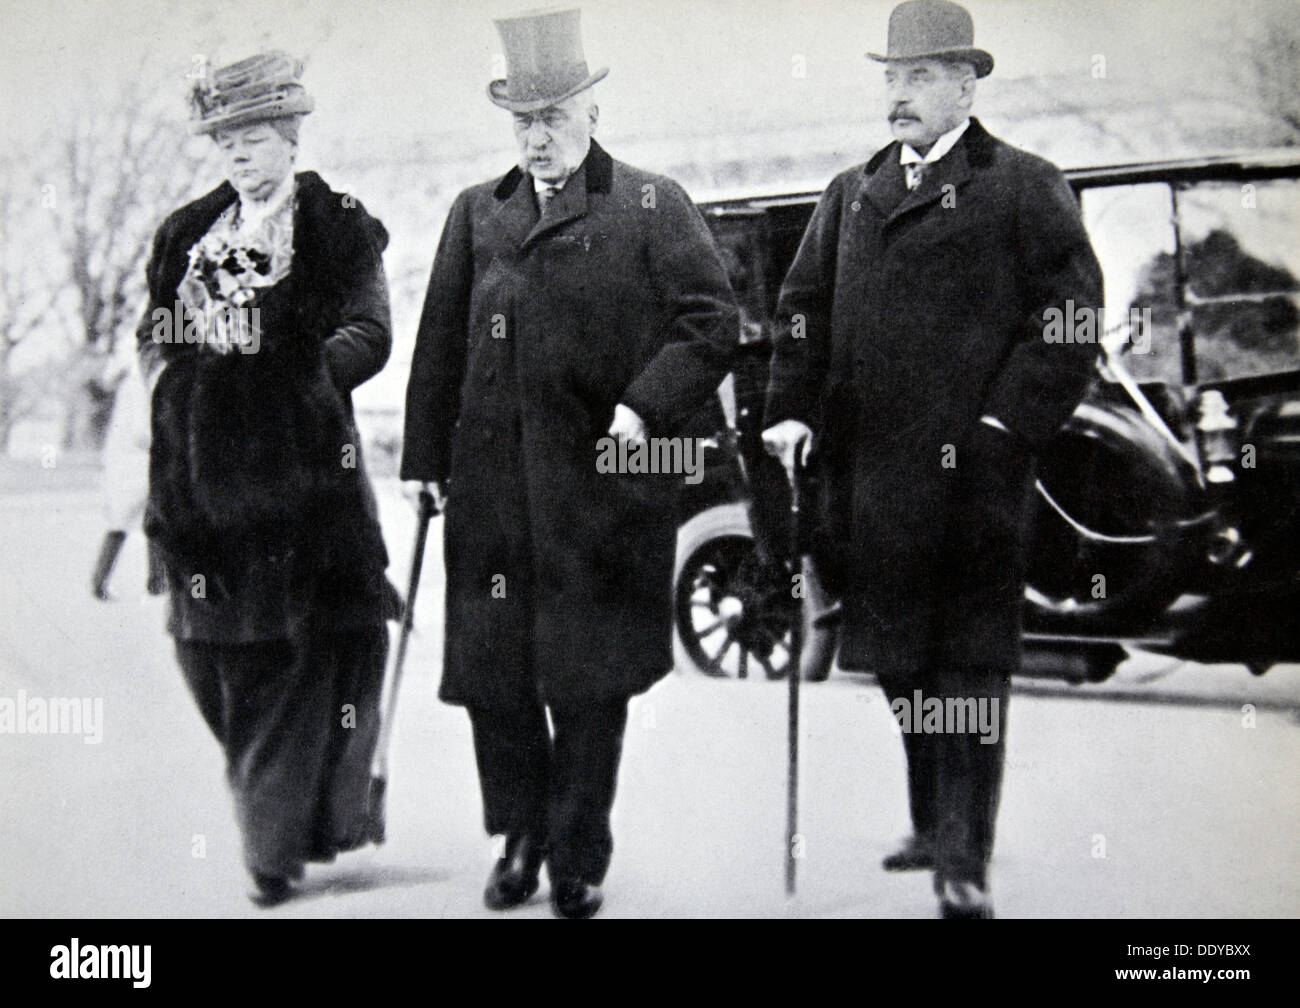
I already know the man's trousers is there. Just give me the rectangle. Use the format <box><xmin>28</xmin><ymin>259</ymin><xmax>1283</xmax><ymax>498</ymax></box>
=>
<box><xmin>467</xmin><ymin>696</ymin><xmax>629</xmax><ymax>885</ymax></box>
<box><xmin>877</xmin><ymin>663</ymin><xmax>1011</xmax><ymax>889</ymax></box>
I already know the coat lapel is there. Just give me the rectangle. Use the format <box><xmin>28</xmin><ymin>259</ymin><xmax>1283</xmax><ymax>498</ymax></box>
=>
<box><xmin>487</xmin><ymin>141</ymin><xmax>616</xmax><ymax>253</ymax></box>
<box><xmin>860</xmin><ymin>121</ymin><xmax>987</xmax><ymax>227</ymax></box>
<box><xmin>886</xmin><ymin>139</ymin><xmax>972</xmax><ymax>225</ymax></box>
<box><xmin>523</xmin><ymin>160</ymin><xmax>588</xmax><ymax>248</ymax></box>
<box><xmin>861</xmin><ymin>144</ymin><xmax>909</xmax><ymax>218</ymax></box>
<box><xmin>489</xmin><ymin>166</ymin><xmax>540</xmax><ymax>251</ymax></box>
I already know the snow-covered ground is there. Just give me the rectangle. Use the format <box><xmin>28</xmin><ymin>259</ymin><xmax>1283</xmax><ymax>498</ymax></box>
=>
<box><xmin>2</xmin><ymin>474</ymin><xmax>1297</xmax><ymax>918</ymax></box>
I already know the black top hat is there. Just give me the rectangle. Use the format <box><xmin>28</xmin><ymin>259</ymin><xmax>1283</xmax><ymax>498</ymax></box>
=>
<box><xmin>868</xmin><ymin>0</ymin><xmax>994</xmax><ymax>78</ymax></box>
<box><xmin>488</xmin><ymin>7</ymin><xmax>609</xmax><ymax>113</ymax></box>
<box><xmin>190</xmin><ymin>51</ymin><xmax>314</xmax><ymax>135</ymax></box>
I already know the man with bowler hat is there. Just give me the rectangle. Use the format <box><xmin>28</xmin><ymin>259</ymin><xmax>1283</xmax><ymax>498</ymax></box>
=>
<box><xmin>763</xmin><ymin>0</ymin><xmax>1103</xmax><ymax>918</ymax></box>
<box><xmin>401</xmin><ymin>8</ymin><xmax>738</xmax><ymax>918</ymax></box>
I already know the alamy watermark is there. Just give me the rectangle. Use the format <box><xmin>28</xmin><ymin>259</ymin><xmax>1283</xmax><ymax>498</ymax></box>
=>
<box><xmin>0</xmin><ymin>691</ymin><xmax>103</xmax><ymax>744</ymax></box>
<box><xmin>150</xmin><ymin>300</ymin><xmax>261</xmax><ymax>355</ymax></box>
<box><xmin>50</xmin><ymin>940</ymin><xmax>150</xmax><ymax>988</ymax></box>
<box><xmin>595</xmin><ymin>436</ymin><xmax>706</xmax><ymax>485</ymax></box>
<box><xmin>890</xmin><ymin>689</ymin><xmax>1000</xmax><ymax>745</ymax></box>
<box><xmin>1043</xmin><ymin>301</ymin><xmax>1152</xmax><ymax>354</ymax></box>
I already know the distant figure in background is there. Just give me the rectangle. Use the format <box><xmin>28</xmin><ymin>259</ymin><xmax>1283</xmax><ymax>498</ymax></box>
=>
<box><xmin>91</xmin><ymin>349</ymin><xmax>166</xmax><ymax>600</ymax></box>
<box><xmin>137</xmin><ymin>52</ymin><xmax>396</xmax><ymax>907</ymax></box>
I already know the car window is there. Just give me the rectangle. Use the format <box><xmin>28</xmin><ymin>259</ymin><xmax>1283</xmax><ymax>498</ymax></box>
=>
<box><xmin>706</xmin><ymin>211</ymin><xmax>771</xmax><ymax>345</ymax></box>
<box><xmin>1176</xmin><ymin>179</ymin><xmax>1300</xmax><ymax>382</ymax></box>
<box><xmin>1079</xmin><ymin>183</ymin><xmax>1181</xmax><ymax>384</ymax></box>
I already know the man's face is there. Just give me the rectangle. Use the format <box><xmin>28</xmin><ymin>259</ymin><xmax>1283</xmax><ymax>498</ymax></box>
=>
<box><xmin>213</xmin><ymin>122</ymin><xmax>295</xmax><ymax>201</ymax></box>
<box><xmin>512</xmin><ymin>93</ymin><xmax>597</xmax><ymax>184</ymax></box>
<box><xmin>884</xmin><ymin>58</ymin><xmax>973</xmax><ymax>153</ymax></box>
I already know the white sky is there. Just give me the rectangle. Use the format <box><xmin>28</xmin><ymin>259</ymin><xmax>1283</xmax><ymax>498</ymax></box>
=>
<box><xmin>0</xmin><ymin>0</ymin><xmax>1267</xmax><ymax>152</ymax></box>
<box><xmin>2</xmin><ymin>0</ymin><xmax>1294</xmax><ymax>404</ymax></box>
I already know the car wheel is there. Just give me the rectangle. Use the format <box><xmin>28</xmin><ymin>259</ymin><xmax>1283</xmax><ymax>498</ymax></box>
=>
<box><xmin>673</xmin><ymin>503</ymin><xmax>798</xmax><ymax>679</ymax></box>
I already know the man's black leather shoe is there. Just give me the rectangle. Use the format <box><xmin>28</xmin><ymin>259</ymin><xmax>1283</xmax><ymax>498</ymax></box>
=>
<box><xmin>484</xmin><ymin>835</ymin><xmax>544</xmax><ymax>910</ymax></box>
<box><xmin>551</xmin><ymin>878</ymin><xmax>603</xmax><ymax>919</ymax></box>
<box><xmin>941</xmin><ymin>899</ymin><xmax>995</xmax><ymax>919</ymax></box>
<box><xmin>882</xmin><ymin>835</ymin><xmax>935</xmax><ymax>871</ymax></box>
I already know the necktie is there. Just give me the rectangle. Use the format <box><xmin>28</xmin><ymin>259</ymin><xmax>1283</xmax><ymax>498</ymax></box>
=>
<box><xmin>537</xmin><ymin>184</ymin><xmax>560</xmax><ymax>213</ymax></box>
<box><xmin>904</xmin><ymin>162</ymin><xmax>926</xmax><ymax>191</ymax></box>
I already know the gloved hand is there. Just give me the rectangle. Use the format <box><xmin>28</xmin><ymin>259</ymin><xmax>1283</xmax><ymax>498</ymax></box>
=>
<box><xmin>762</xmin><ymin>419</ymin><xmax>814</xmax><ymax>483</ymax></box>
<box><xmin>401</xmin><ymin>480</ymin><xmax>447</xmax><ymax>514</ymax></box>
<box><xmin>608</xmin><ymin>403</ymin><xmax>648</xmax><ymax>446</ymax></box>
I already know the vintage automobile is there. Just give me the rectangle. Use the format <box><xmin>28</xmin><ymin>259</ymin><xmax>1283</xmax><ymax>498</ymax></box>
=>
<box><xmin>673</xmin><ymin>149</ymin><xmax>1300</xmax><ymax>684</ymax></box>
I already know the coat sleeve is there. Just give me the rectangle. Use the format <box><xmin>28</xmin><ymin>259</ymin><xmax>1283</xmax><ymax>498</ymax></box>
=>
<box><xmin>619</xmin><ymin>179</ymin><xmax>740</xmax><ymax>436</ymax></box>
<box><xmin>980</xmin><ymin>157</ymin><xmax>1104</xmax><ymax>450</ymax></box>
<box><xmin>400</xmin><ymin>190</ymin><xmax>474</xmax><ymax>483</ymax></box>
<box><xmin>324</xmin><ymin>260</ymin><xmax>392</xmax><ymax>393</ymax></box>
<box><xmin>134</xmin><ymin>221</ymin><xmax>171</xmax><ymax>380</ymax></box>
<box><xmin>761</xmin><ymin>173</ymin><xmax>843</xmax><ymax>431</ymax></box>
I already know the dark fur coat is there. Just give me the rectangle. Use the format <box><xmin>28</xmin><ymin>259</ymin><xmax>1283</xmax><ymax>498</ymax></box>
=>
<box><xmin>138</xmin><ymin>171</ymin><xmax>394</xmax><ymax>643</ymax></box>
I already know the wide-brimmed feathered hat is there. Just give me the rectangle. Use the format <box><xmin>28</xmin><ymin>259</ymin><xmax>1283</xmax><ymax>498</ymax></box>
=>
<box><xmin>487</xmin><ymin>7</ymin><xmax>608</xmax><ymax>113</ymax></box>
<box><xmin>189</xmin><ymin>51</ymin><xmax>315</xmax><ymax>134</ymax></box>
<box><xmin>868</xmin><ymin>0</ymin><xmax>994</xmax><ymax>79</ymax></box>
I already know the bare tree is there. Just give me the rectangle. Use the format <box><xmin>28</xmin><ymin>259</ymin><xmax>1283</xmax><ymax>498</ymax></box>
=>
<box><xmin>48</xmin><ymin>56</ymin><xmax>210</xmax><ymax>451</ymax></box>
<box><xmin>0</xmin><ymin>159</ymin><xmax>70</xmax><ymax>451</ymax></box>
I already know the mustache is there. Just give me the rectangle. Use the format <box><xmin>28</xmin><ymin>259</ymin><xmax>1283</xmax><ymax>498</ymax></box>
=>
<box><xmin>889</xmin><ymin>107</ymin><xmax>919</xmax><ymax>122</ymax></box>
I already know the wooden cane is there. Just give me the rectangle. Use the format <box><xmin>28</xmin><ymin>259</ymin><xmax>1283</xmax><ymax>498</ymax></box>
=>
<box><xmin>785</xmin><ymin>462</ymin><xmax>803</xmax><ymax>896</ymax></box>
<box><xmin>367</xmin><ymin>487</ymin><xmax>436</xmax><ymax>843</ymax></box>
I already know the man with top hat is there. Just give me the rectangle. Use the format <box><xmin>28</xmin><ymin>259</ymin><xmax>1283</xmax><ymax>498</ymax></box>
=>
<box><xmin>762</xmin><ymin>0</ymin><xmax>1103</xmax><ymax>918</ymax></box>
<box><xmin>400</xmin><ymin>8</ymin><xmax>738</xmax><ymax>918</ymax></box>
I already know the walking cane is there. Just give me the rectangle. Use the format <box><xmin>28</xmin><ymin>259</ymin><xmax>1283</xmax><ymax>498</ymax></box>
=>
<box><xmin>785</xmin><ymin>459</ymin><xmax>804</xmax><ymax>896</ymax></box>
<box><xmin>366</xmin><ymin>486</ymin><xmax>437</xmax><ymax>843</ymax></box>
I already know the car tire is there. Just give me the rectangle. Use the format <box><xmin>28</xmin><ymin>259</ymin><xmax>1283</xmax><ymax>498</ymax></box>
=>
<box><xmin>673</xmin><ymin>503</ymin><xmax>836</xmax><ymax>681</ymax></box>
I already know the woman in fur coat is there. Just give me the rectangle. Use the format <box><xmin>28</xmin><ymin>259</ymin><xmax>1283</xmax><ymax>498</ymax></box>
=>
<box><xmin>137</xmin><ymin>52</ymin><xmax>396</xmax><ymax>906</ymax></box>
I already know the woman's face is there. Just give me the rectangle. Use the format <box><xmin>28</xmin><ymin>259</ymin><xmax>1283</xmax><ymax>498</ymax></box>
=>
<box><xmin>213</xmin><ymin>122</ymin><xmax>295</xmax><ymax>201</ymax></box>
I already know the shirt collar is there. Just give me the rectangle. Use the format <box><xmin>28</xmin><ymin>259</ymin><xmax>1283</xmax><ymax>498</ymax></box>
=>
<box><xmin>533</xmin><ymin>165</ymin><xmax>579</xmax><ymax>196</ymax></box>
<box><xmin>899</xmin><ymin>118</ymin><xmax>971</xmax><ymax>166</ymax></box>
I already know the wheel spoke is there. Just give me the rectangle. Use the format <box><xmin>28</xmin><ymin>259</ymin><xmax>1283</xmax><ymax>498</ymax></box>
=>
<box><xmin>700</xmin><ymin>638</ymin><xmax>728</xmax><ymax>676</ymax></box>
<box><xmin>694</xmin><ymin>616</ymin><xmax>727</xmax><ymax>638</ymax></box>
<box><xmin>720</xmin><ymin>636</ymin><xmax>740</xmax><ymax>675</ymax></box>
<box><xmin>704</xmin><ymin>634</ymin><xmax>739</xmax><ymax>677</ymax></box>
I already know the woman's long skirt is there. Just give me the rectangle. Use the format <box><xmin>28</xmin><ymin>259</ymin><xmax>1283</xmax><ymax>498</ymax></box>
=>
<box><xmin>175</xmin><ymin>623</ymin><xmax>388</xmax><ymax>880</ymax></box>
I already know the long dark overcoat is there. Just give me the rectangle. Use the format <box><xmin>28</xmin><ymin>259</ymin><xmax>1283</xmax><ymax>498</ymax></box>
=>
<box><xmin>401</xmin><ymin>141</ymin><xmax>738</xmax><ymax>708</ymax></box>
<box><xmin>764</xmin><ymin>119</ymin><xmax>1103</xmax><ymax>681</ymax></box>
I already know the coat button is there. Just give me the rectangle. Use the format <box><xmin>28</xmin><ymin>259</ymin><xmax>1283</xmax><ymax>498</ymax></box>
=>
<box><xmin>484</xmin><ymin>367</ymin><xmax>496</xmax><ymax>382</ymax></box>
